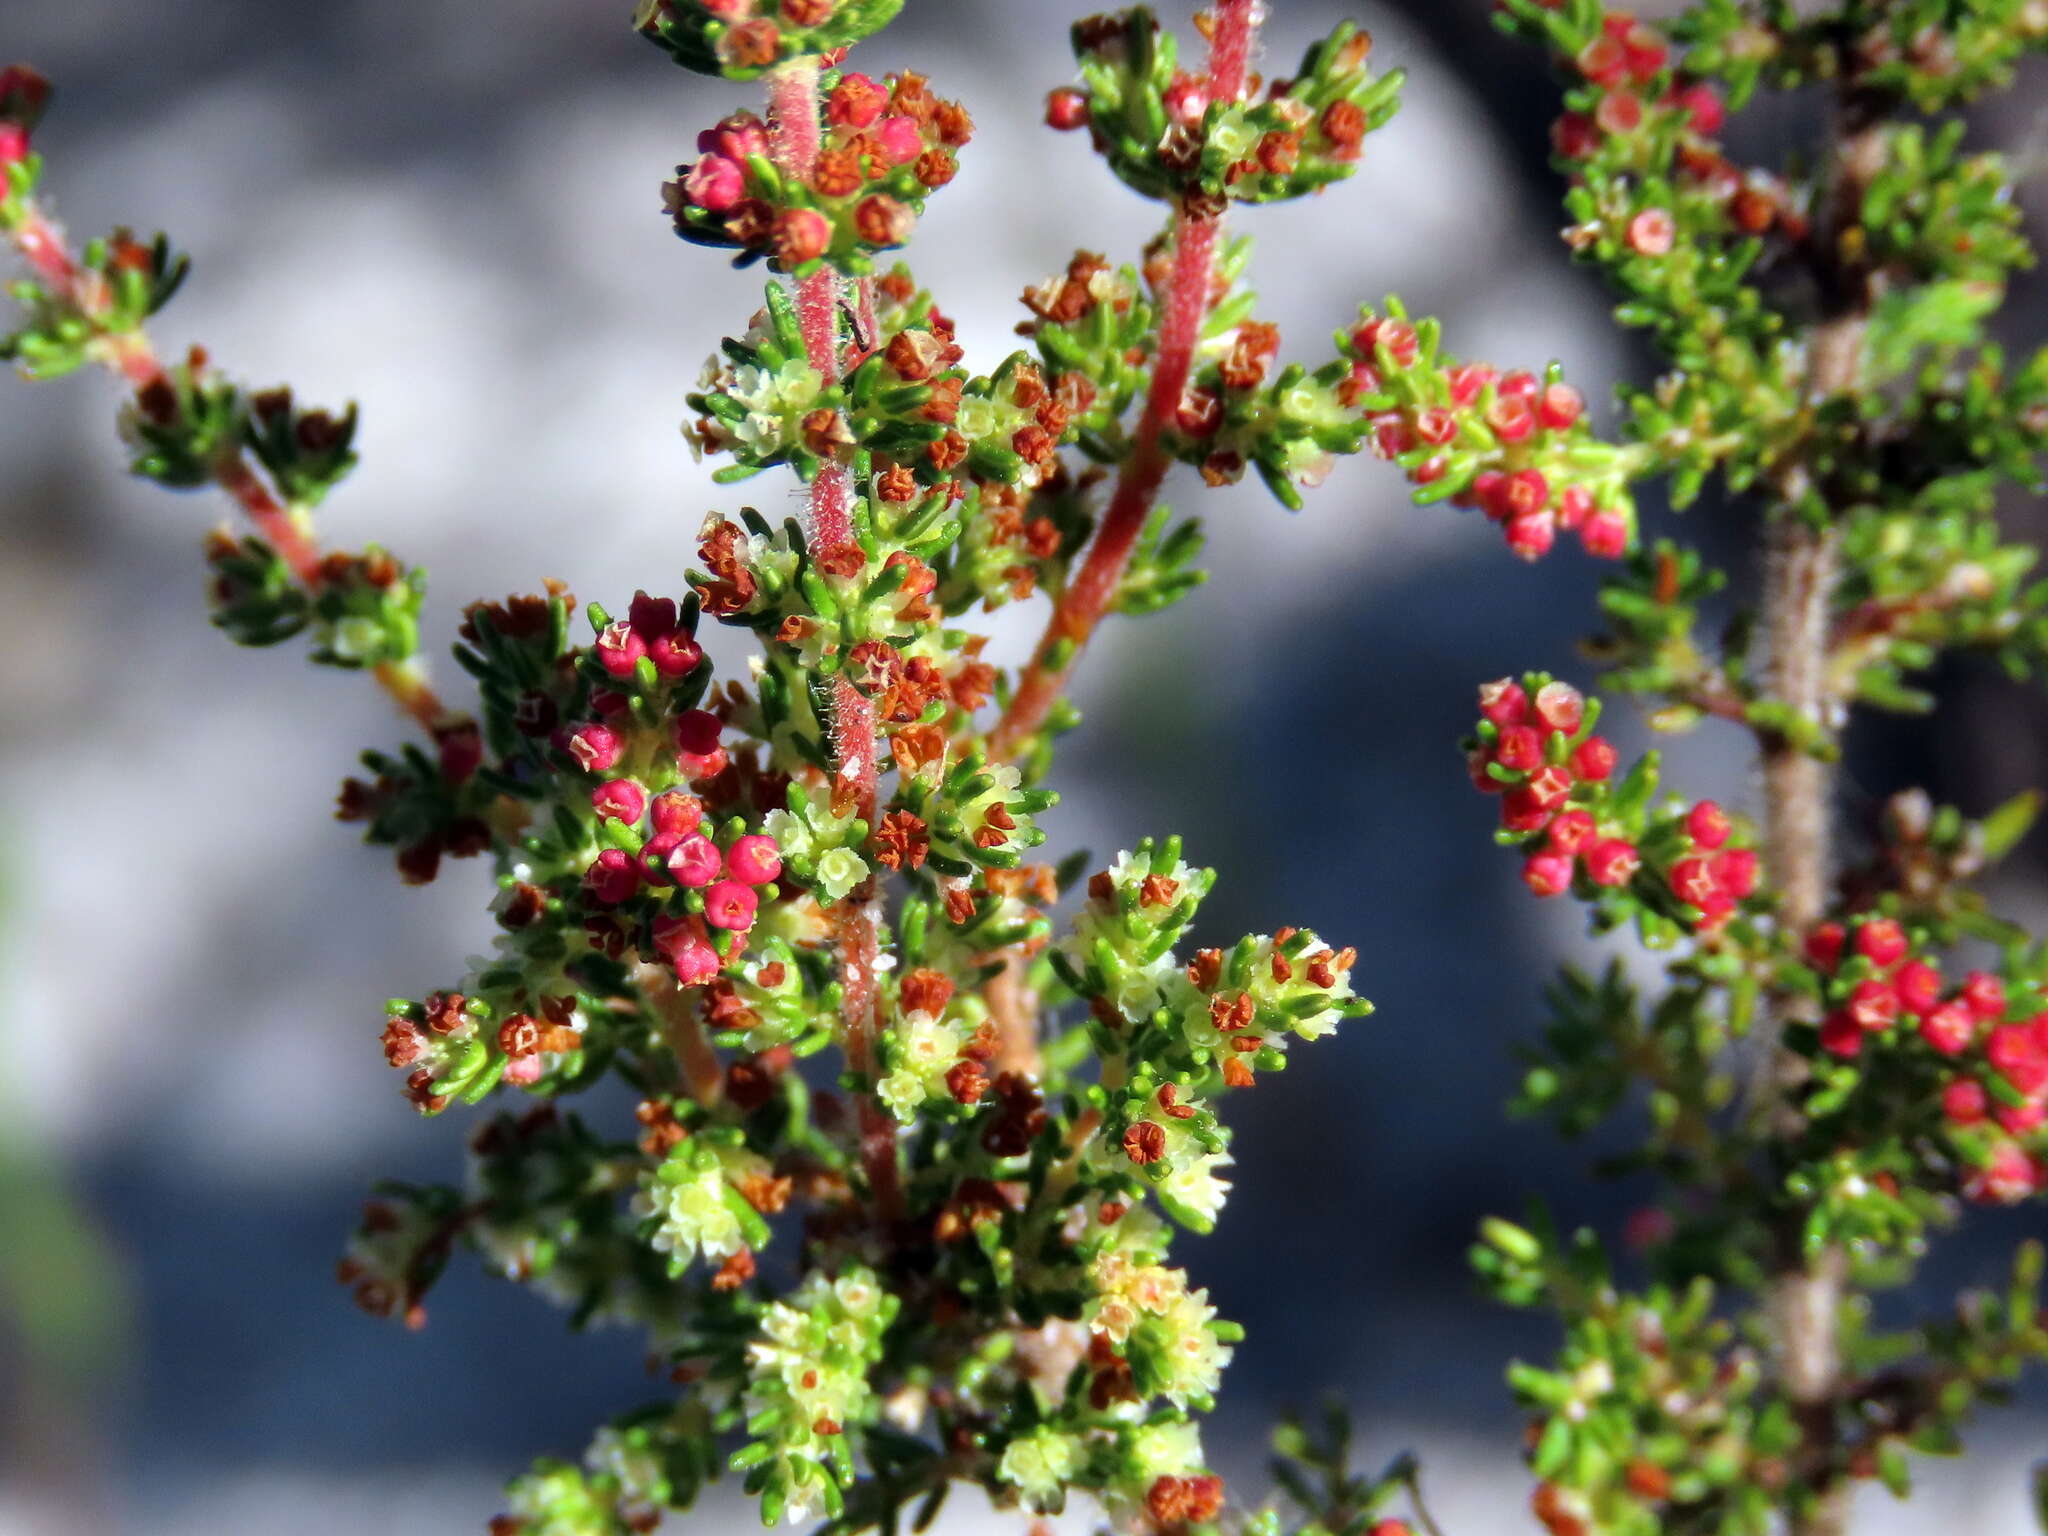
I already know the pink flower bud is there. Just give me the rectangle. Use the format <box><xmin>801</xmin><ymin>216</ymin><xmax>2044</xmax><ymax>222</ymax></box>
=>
<box><xmin>1478</xmin><ymin>677</ymin><xmax>1528</xmax><ymax>727</ymax></box>
<box><xmin>1847</xmin><ymin>978</ymin><xmax>1898</xmax><ymax>1032</ymax></box>
<box><xmin>874</xmin><ymin>115</ymin><xmax>924</xmax><ymax>166</ymax></box>
<box><xmin>1522</xmin><ymin>853</ymin><xmax>1574</xmax><ymax>897</ymax></box>
<box><xmin>1989</xmin><ymin>1025</ymin><xmax>2048</xmax><ymax>1096</ymax></box>
<box><xmin>1998</xmin><ymin>1100</ymin><xmax>2047</xmax><ymax>1136</ymax></box>
<box><xmin>1446</xmin><ymin>363</ymin><xmax>1495</xmax><ymax>408</ymax></box>
<box><xmin>647</xmin><ymin>630</ymin><xmax>703</xmax><ymax>680</ymax></box>
<box><xmin>1894</xmin><ymin>960</ymin><xmax>1942</xmax><ymax>1015</ymax></box>
<box><xmin>592</xmin><ymin>778</ymin><xmax>647</xmax><ymax>823</ymax></box>
<box><xmin>1805</xmin><ymin>923</ymin><xmax>1845</xmax><ymax>972</ymax></box>
<box><xmin>629</xmin><ymin>592</ymin><xmax>677</xmax><ymax>638</ymax></box>
<box><xmin>1046</xmin><ymin>87</ymin><xmax>1090</xmax><ymax>131</ymax></box>
<box><xmin>1556</xmin><ymin>485</ymin><xmax>1594</xmax><ymax>530</ymax></box>
<box><xmin>1585</xmin><ymin>837</ymin><xmax>1639</xmax><ymax>887</ymax></box>
<box><xmin>650</xmin><ymin>791</ymin><xmax>703</xmax><ymax>838</ymax></box>
<box><xmin>673</xmin><ymin>709</ymin><xmax>728</xmax><ymax>779</ymax></box>
<box><xmin>1533</xmin><ymin>681</ymin><xmax>1585</xmax><ymax>734</ymax></box>
<box><xmin>1922</xmin><ymin>1002</ymin><xmax>1977</xmax><ymax>1057</ymax></box>
<box><xmin>1492</xmin><ymin>724</ymin><xmax>1544</xmax><ymax>773</ymax></box>
<box><xmin>1673</xmin><ymin>83</ymin><xmax>1725</xmax><ymax>135</ymax></box>
<box><xmin>562</xmin><ymin>722</ymin><xmax>625</xmax><ymax>774</ymax></box>
<box><xmin>1162</xmin><ymin>71</ymin><xmax>1209</xmax><ymax>126</ymax></box>
<box><xmin>685</xmin><ymin>154</ymin><xmax>746</xmax><ymax>213</ymax></box>
<box><xmin>1580</xmin><ymin>509</ymin><xmax>1630</xmax><ymax>558</ymax></box>
<box><xmin>1962</xmin><ymin>971</ymin><xmax>2006</xmax><ymax>1020</ymax></box>
<box><xmin>653</xmin><ymin>916</ymin><xmax>721</xmax><ymax>986</ymax></box>
<box><xmin>594</xmin><ymin>619</ymin><xmax>647</xmax><ymax>680</ymax></box>
<box><xmin>1536</xmin><ymin>383</ymin><xmax>1583</xmax><ymax>432</ymax></box>
<box><xmin>1524</xmin><ymin>765</ymin><xmax>1574</xmax><ymax>811</ymax></box>
<box><xmin>703</xmin><ymin>878</ymin><xmax>759</xmax><ymax>931</ymax></box>
<box><xmin>1942</xmin><ymin>1077</ymin><xmax>1988</xmax><ymax>1122</ymax></box>
<box><xmin>770</xmin><ymin>207</ymin><xmax>832</xmax><ymax>267</ymax></box>
<box><xmin>1487</xmin><ymin>395</ymin><xmax>1535</xmax><ymax>444</ymax></box>
<box><xmin>1627</xmin><ymin>208</ymin><xmax>1676</xmax><ymax>256</ymax></box>
<box><xmin>1504</xmin><ymin>510</ymin><xmax>1555</xmax><ymax>561</ymax></box>
<box><xmin>1711</xmin><ymin>848</ymin><xmax>1757</xmax><ymax>900</ymax></box>
<box><xmin>1964</xmin><ymin>1141</ymin><xmax>2043</xmax><ymax>1204</ymax></box>
<box><xmin>1685</xmin><ymin>801</ymin><xmax>1730</xmax><ymax>850</ymax></box>
<box><xmin>1854</xmin><ymin>918</ymin><xmax>1907</xmax><ymax>969</ymax></box>
<box><xmin>1668</xmin><ymin>855</ymin><xmax>1723</xmax><ymax>912</ymax></box>
<box><xmin>1572</xmin><ymin>736</ymin><xmax>1617</xmax><ymax>781</ymax></box>
<box><xmin>1501</xmin><ymin>785</ymin><xmax>1553</xmax><ymax>833</ymax></box>
<box><xmin>699</xmin><ymin>112</ymin><xmax>770</xmax><ymax>162</ymax></box>
<box><xmin>728</xmin><ymin>833</ymin><xmax>783</xmax><ymax>886</ymax></box>
<box><xmin>584</xmin><ymin>848</ymin><xmax>640</xmax><ymax>905</ymax></box>
<box><xmin>1818</xmin><ymin>1013</ymin><xmax>1862</xmax><ymax>1058</ymax></box>
<box><xmin>667</xmin><ymin>834</ymin><xmax>724</xmax><ymax>889</ymax></box>
<box><xmin>0</xmin><ymin>122</ymin><xmax>27</xmax><ymax>165</ymax></box>
<box><xmin>1547</xmin><ymin>809</ymin><xmax>1597</xmax><ymax>856</ymax></box>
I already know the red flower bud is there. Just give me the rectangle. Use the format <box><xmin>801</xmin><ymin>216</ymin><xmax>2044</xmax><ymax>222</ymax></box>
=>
<box><xmin>1585</xmin><ymin>837</ymin><xmax>1640</xmax><ymax>887</ymax></box>
<box><xmin>1536</xmin><ymin>382</ymin><xmax>1583</xmax><ymax>432</ymax></box>
<box><xmin>593</xmin><ymin>778</ymin><xmax>647</xmax><ymax>823</ymax></box>
<box><xmin>703</xmin><ymin>878</ymin><xmax>759</xmax><ymax>931</ymax></box>
<box><xmin>1523</xmin><ymin>853</ymin><xmax>1574</xmax><ymax>897</ymax></box>
<box><xmin>1046</xmin><ymin>87</ymin><xmax>1090</xmax><ymax>130</ymax></box>
<box><xmin>728</xmin><ymin>834</ymin><xmax>783</xmax><ymax>886</ymax></box>
<box><xmin>1854</xmin><ymin>918</ymin><xmax>1908</xmax><ymax>969</ymax></box>
<box><xmin>1571</xmin><ymin>736</ymin><xmax>1616</xmax><ymax>781</ymax></box>
<box><xmin>1684</xmin><ymin>800</ymin><xmax>1730</xmax><ymax>849</ymax></box>
<box><xmin>1533</xmin><ymin>680</ymin><xmax>1585</xmax><ymax>734</ymax></box>
<box><xmin>1478</xmin><ymin>677</ymin><xmax>1529</xmax><ymax>726</ymax></box>
<box><xmin>584</xmin><ymin>848</ymin><xmax>641</xmax><ymax>905</ymax></box>
<box><xmin>1922</xmin><ymin>1002</ymin><xmax>1976</xmax><ymax>1057</ymax></box>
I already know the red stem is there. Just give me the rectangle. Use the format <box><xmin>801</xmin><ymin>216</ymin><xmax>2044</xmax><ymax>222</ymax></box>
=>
<box><xmin>768</xmin><ymin>59</ymin><xmax>902</xmax><ymax>1220</ymax></box>
<box><xmin>7</xmin><ymin>196</ymin><xmax>454</xmax><ymax>737</ymax></box>
<box><xmin>989</xmin><ymin>0</ymin><xmax>1258</xmax><ymax>760</ymax></box>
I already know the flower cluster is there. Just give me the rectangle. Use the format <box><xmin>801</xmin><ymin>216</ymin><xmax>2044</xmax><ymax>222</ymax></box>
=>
<box><xmin>1465</xmin><ymin>673</ymin><xmax>1757</xmax><ymax>934</ymax></box>
<box><xmin>636</xmin><ymin>0</ymin><xmax>904</xmax><ymax>80</ymax></box>
<box><xmin>1342</xmin><ymin>310</ymin><xmax>1640</xmax><ymax>560</ymax></box>
<box><xmin>666</xmin><ymin>70</ymin><xmax>968</xmax><ymax>273</ymax></box>
<box><xmin>1060</xmin><ymin>13</ymin><xmax>1402</xmax><ymax>205</ymax></box>
<box><xmin>1793</xmin><ymin>914</ymin><xmax>2048</xmax><ymax>1205</ymax></box>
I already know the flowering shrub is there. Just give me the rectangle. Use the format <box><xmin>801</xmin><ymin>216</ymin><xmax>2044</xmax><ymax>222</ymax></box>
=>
<box><xmin>7</xmin><ymin>3</ymin><xmax>2048</xmax><ymax>1536</ymax></box>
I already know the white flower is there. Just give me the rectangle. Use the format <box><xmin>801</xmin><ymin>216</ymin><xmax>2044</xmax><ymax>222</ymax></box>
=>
<box><xmin>999</xmin><ymin>1427</ymin><xmax>1084</xmax><ymax>1509</ymax></box>
<box><xmin>814</xmin><ymin>846</ymin><xmax>870</xmax><ymax>903</ymax></box>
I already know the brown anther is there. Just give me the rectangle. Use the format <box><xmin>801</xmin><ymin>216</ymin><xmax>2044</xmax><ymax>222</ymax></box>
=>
<box><xmin>497</xmin><ymin>1014</ymin><xmax>543</xmax><ymax>1058</ymax></box>
<box><xmin>1088</xmin><ymin>870</ymin><xmax>1116</xmax><ymax>902</ymax></box>
<box><xmin>943</xmin><ymin>884</ymin><xmax>978</xmax><ymax>924</ymax></box>
<box><xmin>945</xmin><ymin>1058</ymin><xmax>989</xmax><ymax>1105</ymax></box>
<box><xmin>898</xmin><ymin>967</ymin><xmax>956</xmax><ymax>1016</ymax></box>
<box><xmin>711</xmin><ymin>1247</ymin><xmax>757</xmax><ymax>1291</ymax></box>
<box><xmin>1155</xmin><ymin>1084</ymin><xmax>1197</xmax><ymax>1121</ymax></box>
<box><xmin>1222</xmin><ymin>1057</ymin><xmax>1255</xmax><ymax>1088</ymax></box>
<box><xmin>1187</xmin><ymin>948</ymin><xmax>1225</xmax><ymax>989</ymax></box>
<box><xmin>1138</xmin><ymin>874</ymin><xmax>1179</xmax><ymax>907</ymax></box>
<box><xmin>872</xmin><ymin>808</ymin><xmax>931</xmax><ymax>871</ymax></box>
<box><xmin>1122</xmin><ymin>1120</ymin><xmax>1167</xmax><ymax>1164</ymax></box>
<box><xmin>423</xmin><ymin>991</ymin><xmax>469</xmax><ymax>1034</ymax></box>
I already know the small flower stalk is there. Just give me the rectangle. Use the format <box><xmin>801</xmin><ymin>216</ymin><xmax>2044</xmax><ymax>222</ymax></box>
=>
<box><xmin>11</xmin><ymin>2</ymin><xmax>2048</xmax><ymax>1535</ymax></box>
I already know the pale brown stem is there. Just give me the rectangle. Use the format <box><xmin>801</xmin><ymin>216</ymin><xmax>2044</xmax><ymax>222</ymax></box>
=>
<box><xmin>1761</xmin><ymin>109</ymin><xmax>1888</xmax><ymax>1536</ymax></box>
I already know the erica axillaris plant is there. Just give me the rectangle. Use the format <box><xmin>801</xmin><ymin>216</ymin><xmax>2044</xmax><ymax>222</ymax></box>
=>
<box><xmin>8</xmin><ymin>1</ymin><xmax>2048</xmax><ymax>1534</ymax></box>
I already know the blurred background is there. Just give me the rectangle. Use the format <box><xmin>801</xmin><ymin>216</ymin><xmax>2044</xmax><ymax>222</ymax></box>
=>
<box><xmin>1</xmin><ymin>2</ymin><xmax>2045</xmax><ymax>1531</ymax></box>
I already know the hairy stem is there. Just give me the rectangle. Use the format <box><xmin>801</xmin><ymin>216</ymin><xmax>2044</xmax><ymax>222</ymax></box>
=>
<box><xmin>767</xmin><ymin>57</ymin><xmax>902</xmax><ymax>1221</ymax></box>
<box><xmin>1762</xmin><ymin>107</ymin><xmax>1888</xmax><ymax>1536</ymax></box>
<box><xmin>6</xmin><ymin>198</ymin><xmax>457</xmax><ymax>737</ymax></box>
<box><xmin>988</xmin><ymin>0</ymin><xmax>1260</xmax><ymax>761</ymax></box>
